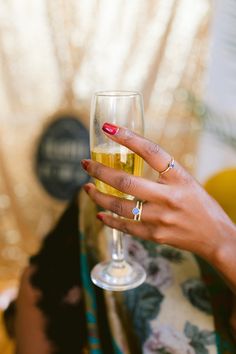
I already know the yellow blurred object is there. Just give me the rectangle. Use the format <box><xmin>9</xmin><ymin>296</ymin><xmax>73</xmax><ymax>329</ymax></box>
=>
<box><xmin>204</xmin><ymin>168</ymin><xmax>236</xmax><ymax>223</ymax></box>
<box><xmin>0</xmin><ymin>311</ymin><xmax>15</xmax><ymax>354</ymax></box>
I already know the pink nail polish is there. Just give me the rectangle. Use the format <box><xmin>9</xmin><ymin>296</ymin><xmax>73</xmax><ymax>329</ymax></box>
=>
<box><xmin>81</xmin><ymin>160</ymin><xmax>90</xmax><ymax>171</ymax></box>
<box><xmin>102</xmin><ymin>123</ymin><xmax>119</xmax><ymax>135</ymax></box>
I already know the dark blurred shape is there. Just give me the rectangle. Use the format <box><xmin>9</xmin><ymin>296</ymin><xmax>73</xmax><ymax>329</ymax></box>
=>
<box><xmin>3</xmin><ymin>300</ymin><xmax>16</xmax><ymax>339</ymax></box>
<box><xmin>29</xmin><ymin>195</ymin><xmax>88</xmax><ymax>354</ymax></box>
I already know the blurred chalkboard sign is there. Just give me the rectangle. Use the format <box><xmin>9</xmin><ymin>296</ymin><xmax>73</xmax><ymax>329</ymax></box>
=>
<box><xmin>35</xmin><ymin>114</ymin><xmax>90</xmax><ymax>201</ymax></box>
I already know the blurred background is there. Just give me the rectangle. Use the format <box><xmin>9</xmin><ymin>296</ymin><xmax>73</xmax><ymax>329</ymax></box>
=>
<box><xmin>0</xmin><ymin>0</ymin><xmax>235</xmax><ymax>310</ymax></box>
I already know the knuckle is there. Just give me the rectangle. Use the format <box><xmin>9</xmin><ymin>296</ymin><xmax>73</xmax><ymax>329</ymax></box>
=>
<box><xmin>110</xmin><ymin>199</ymin><xmax>123</xmax><ymax>215</ymax></box>
<box><xmin>161</xmin><ymin>212</ymin><xmax>174</xmax><ymax>226</ymax></box>
<box><xmin>123</xmin><ymin>129</ymin><xmax>135</xmax><ymax>142</ymax></box>
<box><xmin>144</xmin><ymin>141</ymin><xmax>160</xmax><ymax>157</ymax></box>
<box><xmin>93</xmin><ymin>163</ymin><xmax>103</xmax><ymax>178</ymax></box>
<box><xmin>116</xmin><ymin>175</ymin><xmax>134</xmax><ymax>193</ymax></box>
<box><xmin>153</xmin><ymin>230</ymin><xmax>165</xmax><ymax>244</ymax></box>
<box><xmin>89</xmin><ymin>162</ymin><xmax>102</xmax><ymax>178</ymax></box>
<box><xmin>167</xmin><ymin>188</ymin><xmax>183</xmax><ymax>209</ymax></box>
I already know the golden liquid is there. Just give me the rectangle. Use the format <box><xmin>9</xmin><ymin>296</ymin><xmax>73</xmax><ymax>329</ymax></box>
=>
<box><xmin>91</xmin><ymin>145</ymin><xmax>143</xmax><ymax>199</ymax></box>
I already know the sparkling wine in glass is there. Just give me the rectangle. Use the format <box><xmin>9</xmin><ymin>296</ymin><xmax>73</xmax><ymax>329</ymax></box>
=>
<box><xmin>90</xmin><ymin>91</ymin><xmax>146</xmax><ymax>291</ymax></box>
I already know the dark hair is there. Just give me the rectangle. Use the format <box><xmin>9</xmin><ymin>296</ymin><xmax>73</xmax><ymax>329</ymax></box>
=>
<box><xmin>29</xmin><ymin>196</ymin><xmax>88</xmax><ymax>354</ymax></box>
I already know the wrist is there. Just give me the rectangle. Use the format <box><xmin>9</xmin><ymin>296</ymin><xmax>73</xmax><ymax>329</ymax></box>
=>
<box><xmin>214</xmin><ymin>222</ymin><xmax>236</xmax><ymax>264</ymax></box>
<box><xmin>210</xmin><ymin>221</ymin><xmax>236</xmax><ymax>292</ymax></box>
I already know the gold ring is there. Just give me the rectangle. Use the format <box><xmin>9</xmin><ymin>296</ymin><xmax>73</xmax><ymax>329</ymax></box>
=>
<box><xmin>132</xmin><ymin>200</ymin><xmax>143</xmax><ymax>221</ymax></box>
<box><xmin>159</xmin><ymin>157</ymin><xmax>175</xmax><ymax>175</ymax></box>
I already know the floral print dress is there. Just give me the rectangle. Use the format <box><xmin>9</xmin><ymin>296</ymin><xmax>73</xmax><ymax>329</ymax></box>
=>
<box><xmin>122</xmin><ymin>236</ymin><xmax>217</xmax><ymax>354</ymax></box>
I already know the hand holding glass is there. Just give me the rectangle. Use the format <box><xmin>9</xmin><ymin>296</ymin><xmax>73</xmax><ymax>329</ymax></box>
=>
<box><xmin>90</xmin><ymin>91</ymin><xmax>146</xmax><ymax>291</ymax></box>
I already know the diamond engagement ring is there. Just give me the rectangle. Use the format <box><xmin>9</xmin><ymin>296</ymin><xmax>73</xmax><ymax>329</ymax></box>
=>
<box><xmin>132</xmin><ymin>200</ymin><xmax>143</xmax><ymax>221</ymax></box>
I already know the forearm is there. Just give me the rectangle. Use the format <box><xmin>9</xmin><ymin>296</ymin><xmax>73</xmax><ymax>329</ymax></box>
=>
<box><xmin>211</xmin><ymin>221</ymin><xmax>236</xmax><ymax>295</ymax></box>
<box><xmin>210</xmin><ymin>221</ymin><xmax>236</xmax><ymax>338</ymax></box>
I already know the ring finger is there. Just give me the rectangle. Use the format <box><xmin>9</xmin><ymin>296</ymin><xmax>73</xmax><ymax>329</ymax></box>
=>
<box><xmin>84</xmin><ymin>183</ymin><xmax>163</xmax><ymax>223</ymax></box>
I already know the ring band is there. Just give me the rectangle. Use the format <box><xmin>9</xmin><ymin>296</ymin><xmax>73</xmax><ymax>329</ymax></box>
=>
<box><xmin>159</xmin><ymin>157</ymin><xmax>175</xmax><ymax>175</ymax></box>
<box><xmin>132</xmin><ymin>200</ymin><xmax>143</xmax><ymax>221</ymax></box>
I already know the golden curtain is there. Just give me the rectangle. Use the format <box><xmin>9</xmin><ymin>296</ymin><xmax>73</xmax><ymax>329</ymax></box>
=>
<box><xmin>0</xmin><ymin>0</ymin><xmax>210</xmax><ymax>290</ymax></box>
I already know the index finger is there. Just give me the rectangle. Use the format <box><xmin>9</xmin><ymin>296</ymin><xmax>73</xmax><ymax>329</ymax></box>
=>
<box><xmin>102</xmin><ymin>123</ymin><xmax>182</xmax><ymax>180</ymax></box>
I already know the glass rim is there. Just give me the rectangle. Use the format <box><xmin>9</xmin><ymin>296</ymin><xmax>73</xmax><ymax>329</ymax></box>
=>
<box><xmin>94</xmin><ymin>90</ymin><xmax>142</xmax><ymax>97</ymax></box>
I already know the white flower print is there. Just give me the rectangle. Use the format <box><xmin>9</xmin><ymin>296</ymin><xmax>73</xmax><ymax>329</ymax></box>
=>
<box><xmin>144</xmin><ymin>325</ymin><xmax>194</xmax><ymax>354</ymax></box>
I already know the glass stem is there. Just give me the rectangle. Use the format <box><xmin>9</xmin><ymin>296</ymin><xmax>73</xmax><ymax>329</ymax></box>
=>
<box><xmin>111</xmin><ymin>227</ymin><xmax>125</xmax><ymax>267</ymax></box>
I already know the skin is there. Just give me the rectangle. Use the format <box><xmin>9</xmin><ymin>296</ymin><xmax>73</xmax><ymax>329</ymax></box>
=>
<box><xmin>82</xmin><ymin>124</ymin><xmax>236</xmax><ymax>335</ymax></box>
<box><xmin>15</xmin><ymin>267</ymin><xmax>54</xmax><ymax>354</ymax></box>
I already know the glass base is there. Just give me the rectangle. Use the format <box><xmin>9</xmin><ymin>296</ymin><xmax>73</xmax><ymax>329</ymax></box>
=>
<box><xmin>91</xmin><ymin>260</ymin><xmax>146</xmax><ymax>291</ymax></box>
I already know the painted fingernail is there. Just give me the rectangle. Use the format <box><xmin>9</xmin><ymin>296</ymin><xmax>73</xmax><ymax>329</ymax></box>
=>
<box><xmin>84</xmin><ymin>184</ymin><xmax>91</xmax><ymax>193</ymax></box>
<box><xmin>96</xmin><ymin>213</ymin><xmax>104</xmax><ymax>221</ymax></box>
<box><xmin>102</xmin><ymin>123</ymin><xmax>119</xmax><ymax>135</ymax></box>
<box><xmin>81</xmin><ymin>160</ymin><xmax>89</xmax><ymax>171</ymax></box>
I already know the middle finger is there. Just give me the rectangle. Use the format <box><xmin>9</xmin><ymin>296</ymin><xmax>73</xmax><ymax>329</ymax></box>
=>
<box><xmin>81</xmin><ymin>160</ymin><xmax>168</xmax><ymax>202</ymax></box>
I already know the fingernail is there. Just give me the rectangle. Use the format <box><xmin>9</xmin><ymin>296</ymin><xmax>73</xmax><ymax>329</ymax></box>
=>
<box><xmin>81</xmin><ymin>160</ymin><xmax>89</xmax><ymax>171</ymax></box>
<box><xmin>102</xmin><ymin>123</ymin><xmax>119</xmax><ymax>135</ymax></box>
<box><xmin>84</xmin><ymin>184</ymin><xmax>91</xmax><ymax>193</ymax></box>
<box><xmin>96</xmin><ymin>213</ymin><xmax>104</xmax><ymax>221</ymax></box>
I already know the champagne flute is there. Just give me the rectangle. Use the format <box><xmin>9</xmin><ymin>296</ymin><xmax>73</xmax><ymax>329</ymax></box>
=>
<box><xmin>90</xmin><ymin>91</ymin><xmax>146</xmax><ymax>291</ymax></box>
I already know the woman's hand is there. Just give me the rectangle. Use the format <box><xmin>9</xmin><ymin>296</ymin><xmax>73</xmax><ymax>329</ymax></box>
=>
<box><xmin>81</xmin><ymin>123</ymin><xmax>236</xmax><ymax>268</ymax></box>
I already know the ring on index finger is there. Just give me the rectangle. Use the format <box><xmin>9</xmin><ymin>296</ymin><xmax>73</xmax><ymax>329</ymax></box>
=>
<box><xmin>159</xmin><ymin>157</ymin><xmax>175</xmax><ymax>176</ymax></box>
